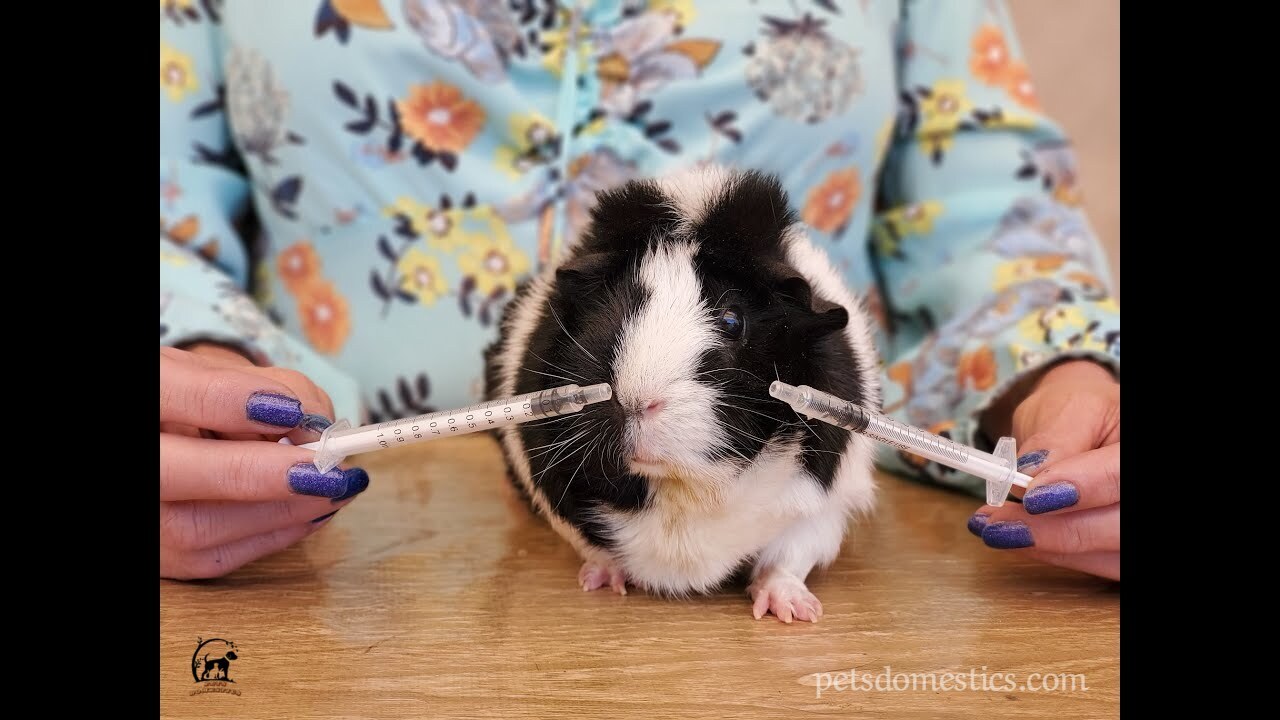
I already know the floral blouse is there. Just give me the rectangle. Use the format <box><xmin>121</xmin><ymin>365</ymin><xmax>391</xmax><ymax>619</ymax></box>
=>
<box><xmin>159</xmin><ymin>0</ymin><xmax>1120</xmax><ymax>495</ymax></box>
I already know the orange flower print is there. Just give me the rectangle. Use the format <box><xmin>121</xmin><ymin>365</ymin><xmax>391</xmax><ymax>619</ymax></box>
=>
<box><xmin>887</xmin><ymin>361</ymin><xmax>913</xmax><ymax>393</ymax></box>
<box><xmin>297</xmin><ymin>281</ymin><xmax>351</xmax><ymax>355</ymax></box>
<box><xmin>802</xmin><ymin>168</ymin><xmax>861</xmax><ymax>233</ymax></box>
<box><xmin>277</xmin><ymin>241</ymin><xmax>322</xmax><ymax>295</ymax></box>
<box><xmin>396</xmin><ymin>82</ymin><xmax>485</xmax><ymax>153</ymax></box>
<box><xmin>956</xmin><ymin>346</ymin><xmax>997</xmax><ymax>391</ymax></box>
<box><xmin>969</xmin><ymin>25</ymin><xmax>1011</xmax><ymax>85</ymax></box>
<box><xmin>1003</xmin><ymin>62</ymin><xmax>1040</xmax><ymax>111</ymax></box>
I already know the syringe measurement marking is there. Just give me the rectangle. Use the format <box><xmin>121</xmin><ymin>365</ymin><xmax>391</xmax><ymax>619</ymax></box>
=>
<box><xmin>866</xmin><ymin>418</ymin><xmax>971</xmax><ymax>465</ymax></box>
<box><xmin>362</xmin><ymin>399</ymin><xmax>535</xmax><ymax>449</ymax></box>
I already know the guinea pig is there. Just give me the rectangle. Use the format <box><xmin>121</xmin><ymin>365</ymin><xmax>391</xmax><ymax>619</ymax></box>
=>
<box><xmin>483</xmin><ymin>165</ymin><xmax>880</xmax><ymax>623</ymax></box>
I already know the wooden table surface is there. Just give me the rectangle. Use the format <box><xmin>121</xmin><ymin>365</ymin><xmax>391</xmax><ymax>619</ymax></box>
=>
<box><xmin>160</xmin><ymin>435</ymin><xmax>1119</xmax><ymax>719</ymax></box>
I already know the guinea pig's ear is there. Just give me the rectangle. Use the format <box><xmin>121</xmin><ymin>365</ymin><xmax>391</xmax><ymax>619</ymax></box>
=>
<box><xmin>796</xmin><ymin>305</ymin><xmax>850</xmax><ymax>339</ymax></box>
<box><xmin>775</xmin><ymin>276</ymin><xmax>815</xmax><ymax>307</ymax></box>
<box><xmin>775</xmin><ymin>275</ymin><xmax>849</xmax><ymax>339</ymax></box>
<box><xmin>554</xmin><ymin>252</ymin><xmax>611</xmax><ymax>297</ymax></box>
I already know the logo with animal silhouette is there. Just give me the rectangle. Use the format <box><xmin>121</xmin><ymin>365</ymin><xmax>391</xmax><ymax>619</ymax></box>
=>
<box><xmin>191</xmin><ymin>638</ymin><xmax>240</xmax><ymax>684</ymax></box>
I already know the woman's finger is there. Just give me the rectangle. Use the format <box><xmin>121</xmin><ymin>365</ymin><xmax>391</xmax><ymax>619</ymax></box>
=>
<box><xmin>969</xmin><ymin>504</ymin><xmax>1119</xmax><ymax>554</ymax></box>
<box><xmin>1011</xmin><ymin>374</ymin><xmax>1119</xmax><ymax>480</ymax></box>
<box><xmin>160</xmin><ymin>523</ymin><xmax>323</xmax><ymax>580</ymax></box>
<box><xmin>159</xmin><ymin>490</ymin><xmax>364</xmax><ymax>552</ymax></box>
<box><xmin>1018</xmin><ymin>443</ymin><xmax>1119</xmax><ymax>516</ymax></box>
<box><xmin>160</xmin><ymin>350</ymin><xmax>324</xmax><ymax>435</ymax></box>
<box><xmin>1022</xmin><ymin>549</ymin><xmax>1120</xmax><ymax>582</ymax></box>
<box><xmin>159</xmin><ymin>433</ymin><xmax>369</xmax><ymax>502</ymax></box>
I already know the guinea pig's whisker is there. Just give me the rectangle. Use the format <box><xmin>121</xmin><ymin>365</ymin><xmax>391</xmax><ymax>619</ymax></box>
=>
<box><xmin>726</xmin><ymin>427</ymin><xmax>769</xmax><ymax>446</ymax></box>
<box><xmin>525</xmin><ymin>421</ymin><xmax>593</xmax><ymax>456</ymax></box>
<box><xmin>697</xmin><ymin>367</ymin><xmax>769</xmax><ymax>385</ymax></box>
<box><xmin>536</xmin><ymin>430</ymin><xmax>595</xmax><ymax>482</ymax></box>
<box><xmin>554</xmin><ymin>451</ymin><xmax>593</xmax><ymax>512</ymax></box>
<box><xmin>535</xmin><ymin>420</ymin><xmax>599</xmax><ymax>473</ymax></box>
<box><xmin>710</xmin><ymin>288</ymin><xmax>742</xmax><ymax>311</ymax></box>
<box><xmin>529</xmin><ymin>349</ymin><xmax>589</xmax><ymax>381</ymax></box>
<box><xmin>716</xmin><ymin>392</ymin><xmax>776</xmax><ymax>405</ymax></box>
<box><xmin>790</xmin><ymin>415</ymin><xmax>823</xmax><ymax>441</ymax></box>
<box><xmin>522</xmin><ymin>366</ymin><xmax>579</xmax><ymax>384</ymax></box>
<box><xmin>547</xmin><ymin>302</ymin><xmax>600</xmax><ymax>367</ymax></box>
<box><xmin>715</xmin><ymin>402</ymin><xmax>788</xmax><ymax>425</ymax></box>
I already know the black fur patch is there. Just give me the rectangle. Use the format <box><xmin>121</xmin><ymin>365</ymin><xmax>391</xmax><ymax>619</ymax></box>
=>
<box><xmin>688</xmin><ymin>171</ymin><xmax>864</xmax><ymax>489</ymax></box>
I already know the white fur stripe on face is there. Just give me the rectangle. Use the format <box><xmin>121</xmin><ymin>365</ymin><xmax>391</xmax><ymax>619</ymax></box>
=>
<box><xmin>655</xmin><ymin>165</ymin><xmax>732</xmax><ymax>237</ymax></box>
<box><xmin>613</xmin><ymin>243</ymin><xmax>716</xmax><ymax>414</ymax></box>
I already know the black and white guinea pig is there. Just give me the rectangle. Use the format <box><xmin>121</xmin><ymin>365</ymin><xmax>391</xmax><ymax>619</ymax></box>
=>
<box><xmin>483</xmin><ymin>165</ymin><xmax>880</xmax><ymax>623</ymax></box>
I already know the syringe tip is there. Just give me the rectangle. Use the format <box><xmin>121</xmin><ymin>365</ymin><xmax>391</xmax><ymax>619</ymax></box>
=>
<box><xmin>578</xmin><ymin>383</ymin><xmax>613</xmax><ymax>405</ymax></box>
<box><xmin>768</xmin><ymin>381</ymin><xmax>801</xmax><ymax>406</ymax></box>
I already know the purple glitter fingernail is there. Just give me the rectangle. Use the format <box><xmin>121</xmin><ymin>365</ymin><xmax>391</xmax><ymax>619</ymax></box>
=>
<box><xmin>247</xmin><ymin>392</ymin><xmax>303</xmax><ymax>428</ymax></box>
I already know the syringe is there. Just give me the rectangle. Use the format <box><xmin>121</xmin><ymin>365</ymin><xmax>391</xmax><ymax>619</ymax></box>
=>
<box><xmin>299</xmin><ymin>383</ymin><xmax>613</xmax><ymax>473</ymax></box>
<box><xmin>768</xmin><ymin>381</ymin><xmax>1031</xmax><ymax>507</ymax></box>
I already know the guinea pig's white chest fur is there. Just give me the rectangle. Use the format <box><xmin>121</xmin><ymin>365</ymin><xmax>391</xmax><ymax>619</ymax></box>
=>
<box><xmin>599</xmin><ymin>439</ymin><xmax>837</xmax><ymax>595</ymax></box>
<box><xmin>485</xmin><ymin>166</ymin><xmax>881</xmax><ymax>623</ymax></box>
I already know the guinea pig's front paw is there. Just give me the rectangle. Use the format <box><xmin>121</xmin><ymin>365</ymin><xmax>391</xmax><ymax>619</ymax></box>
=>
<box><xmin>578</xmin><ymin>559</ymin><xmax>629</xmax><ymax>596</ymax></box>
<box><xmin>748</xmin><ymin>569</ymin><xmax>823</xmax><ymax>624</ymax></box>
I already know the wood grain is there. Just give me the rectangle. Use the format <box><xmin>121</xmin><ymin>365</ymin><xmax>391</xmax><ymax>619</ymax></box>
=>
<box><xmin>161</xmin><ymin>435</ymin><xmax>1119</xmax><ymax>719</ymax></box>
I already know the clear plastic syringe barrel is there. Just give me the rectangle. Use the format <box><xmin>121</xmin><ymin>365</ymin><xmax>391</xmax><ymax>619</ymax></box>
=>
<box><xmin>306</xmin><ymin>383</ymin><xmax>612</xmax><ymax>472</ymax></box>
<box><xmin>769</xmin><ymin>381</ymin><xmax>1028</xmax><ymax>504</ymax></box>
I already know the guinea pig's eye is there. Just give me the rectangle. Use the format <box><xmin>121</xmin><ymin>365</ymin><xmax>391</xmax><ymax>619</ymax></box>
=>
<box><xmin>715</xmin><ymin>307</ymin><xmax>745</xmax><ymax>339</ymax></box>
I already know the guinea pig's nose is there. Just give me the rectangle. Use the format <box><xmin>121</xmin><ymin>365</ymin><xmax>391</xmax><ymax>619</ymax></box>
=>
<box><xmin>643</xmin><ymin>399</ymin><xmax>666</xmax><ymax>416</ymax></box>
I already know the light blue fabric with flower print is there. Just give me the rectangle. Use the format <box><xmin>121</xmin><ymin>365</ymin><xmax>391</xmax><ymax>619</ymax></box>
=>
<box><xmin>159</xmin><ymin>0</ymin><xmax>1119</xmax><ymax>496</ymax></box>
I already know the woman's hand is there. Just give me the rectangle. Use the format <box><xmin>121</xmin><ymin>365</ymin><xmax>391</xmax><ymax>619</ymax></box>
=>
<box><xmin>970</xmin><ymin>360</ymin><xmax>1119</xmax><ymax>581</ymax></box>
<box><xmin>160</xmin><ymin>346</ymin><xmax>370</xmax><ymax>580</ymax></box>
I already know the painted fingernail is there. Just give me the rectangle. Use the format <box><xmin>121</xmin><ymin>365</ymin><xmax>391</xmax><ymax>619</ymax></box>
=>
<box><xmin>967</xmin><ymin>513</ymin><xmax>991</xmax><ymax>537</ymax></box>
<box><xmin>331</xmin><ymin>468</ymin><xmax>370</xmax><ymax>503</ymax></box>
<box><xmin>247</xmin><ymin>392</ymin><xmax>303</xmax><ymax>428</ymax></box>
<box><xmin>287</xmin><ymin>463</ymin><xmax>366</xmax><ymax>498</ymax></box>
<box><xmin>311</xmin><ymin>510</ymin><xmax>339</xmax><ymax>525</ymax></box>
<box><xmin>982</xmin><ymin>521</ymin><xmax>1035</xmax><ymax>549</ymax></box>
<box><xmin>300</xmin><ymin>413</ymin><xmax>334</xmax><ymax>433</ymax></box>
<box><xmin>1017</xmin><ymin>449</ymin><xmax>1050</xmax><ymax>472</ymax></box>
<box><xmin>1023</xmin><ymin>482</ymin><xmax>1080</xmax><ymax>514</ymax></box>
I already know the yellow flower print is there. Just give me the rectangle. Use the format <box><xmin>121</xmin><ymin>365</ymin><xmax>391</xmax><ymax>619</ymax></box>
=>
<box><xmin>917</xmin><ymin>79</ymin><xmax>973</xmax><ymax>158</ymax></box>
<box><xmin>883</xmin><ymin>201</ymin><xmax>944</xmax><ymax>237</ymax></box>
<box><xmin>160</xmin><ymin>0</ymin><xmax>194</xmax><ymax>10</ymax></box>
<box><xmin>160</xmin><ymin>248</ymin><xmax>191</xmax><ymax>267</ymax></box>
<box><xmin>649</xmin><ymin>0</ymin><xmax>695</xmax><ymax>25</ymax></box>
<box><xmin>1094</xmin><ymin>297</ymin><xmax>1120</xmax><ymax>315</ymax></box>
<box><xmin>160</xmin><ymin>42</ymin><xmax>199</xmax><ymax>103</ymax></box>
<box><xmin>385</xmin><ymin>197</ymin><xmax>471</xmax><ymax>253</ymax></box>
<box><xmin>1017</xmin><ymin>304</ymin><xmax>1087</xmax><ymax>343</ymax></box>
<box><xmin>873</xmin><ymin>117</ymin><xmax>894</xmax><ymax>168</ymax></box>
<box><xmin>458</xmin><ymin>231</ymin><xmax>531</xmax><ymax>297</ymax></box>
<box><xmin>540</xmin><ymin>9</ymin><xmax>592</xmax><ymax>76</ymax></box>
<box><xmin>495</xmin><ymin>112</ymin><xmax>559</xmax><ymax>178</ymax></box>
<box><xmin>992</xmin><ymin>255</ymin><xmax>1067</xmax><ymax>291</ymax></box>
<box><xmin>1008</xmin><ymin>343</ymin><xmax>1048</xmax><ymax>372</ymax></box>
<box><xmin>395</xmin><ymin>81</ymin><xmax>485</xmax><ymax>154</ymax></box>
<box><xmin>396</xmin><ymin>247</ymin><xmax>449</xmax><ymax>305</ymax></box>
